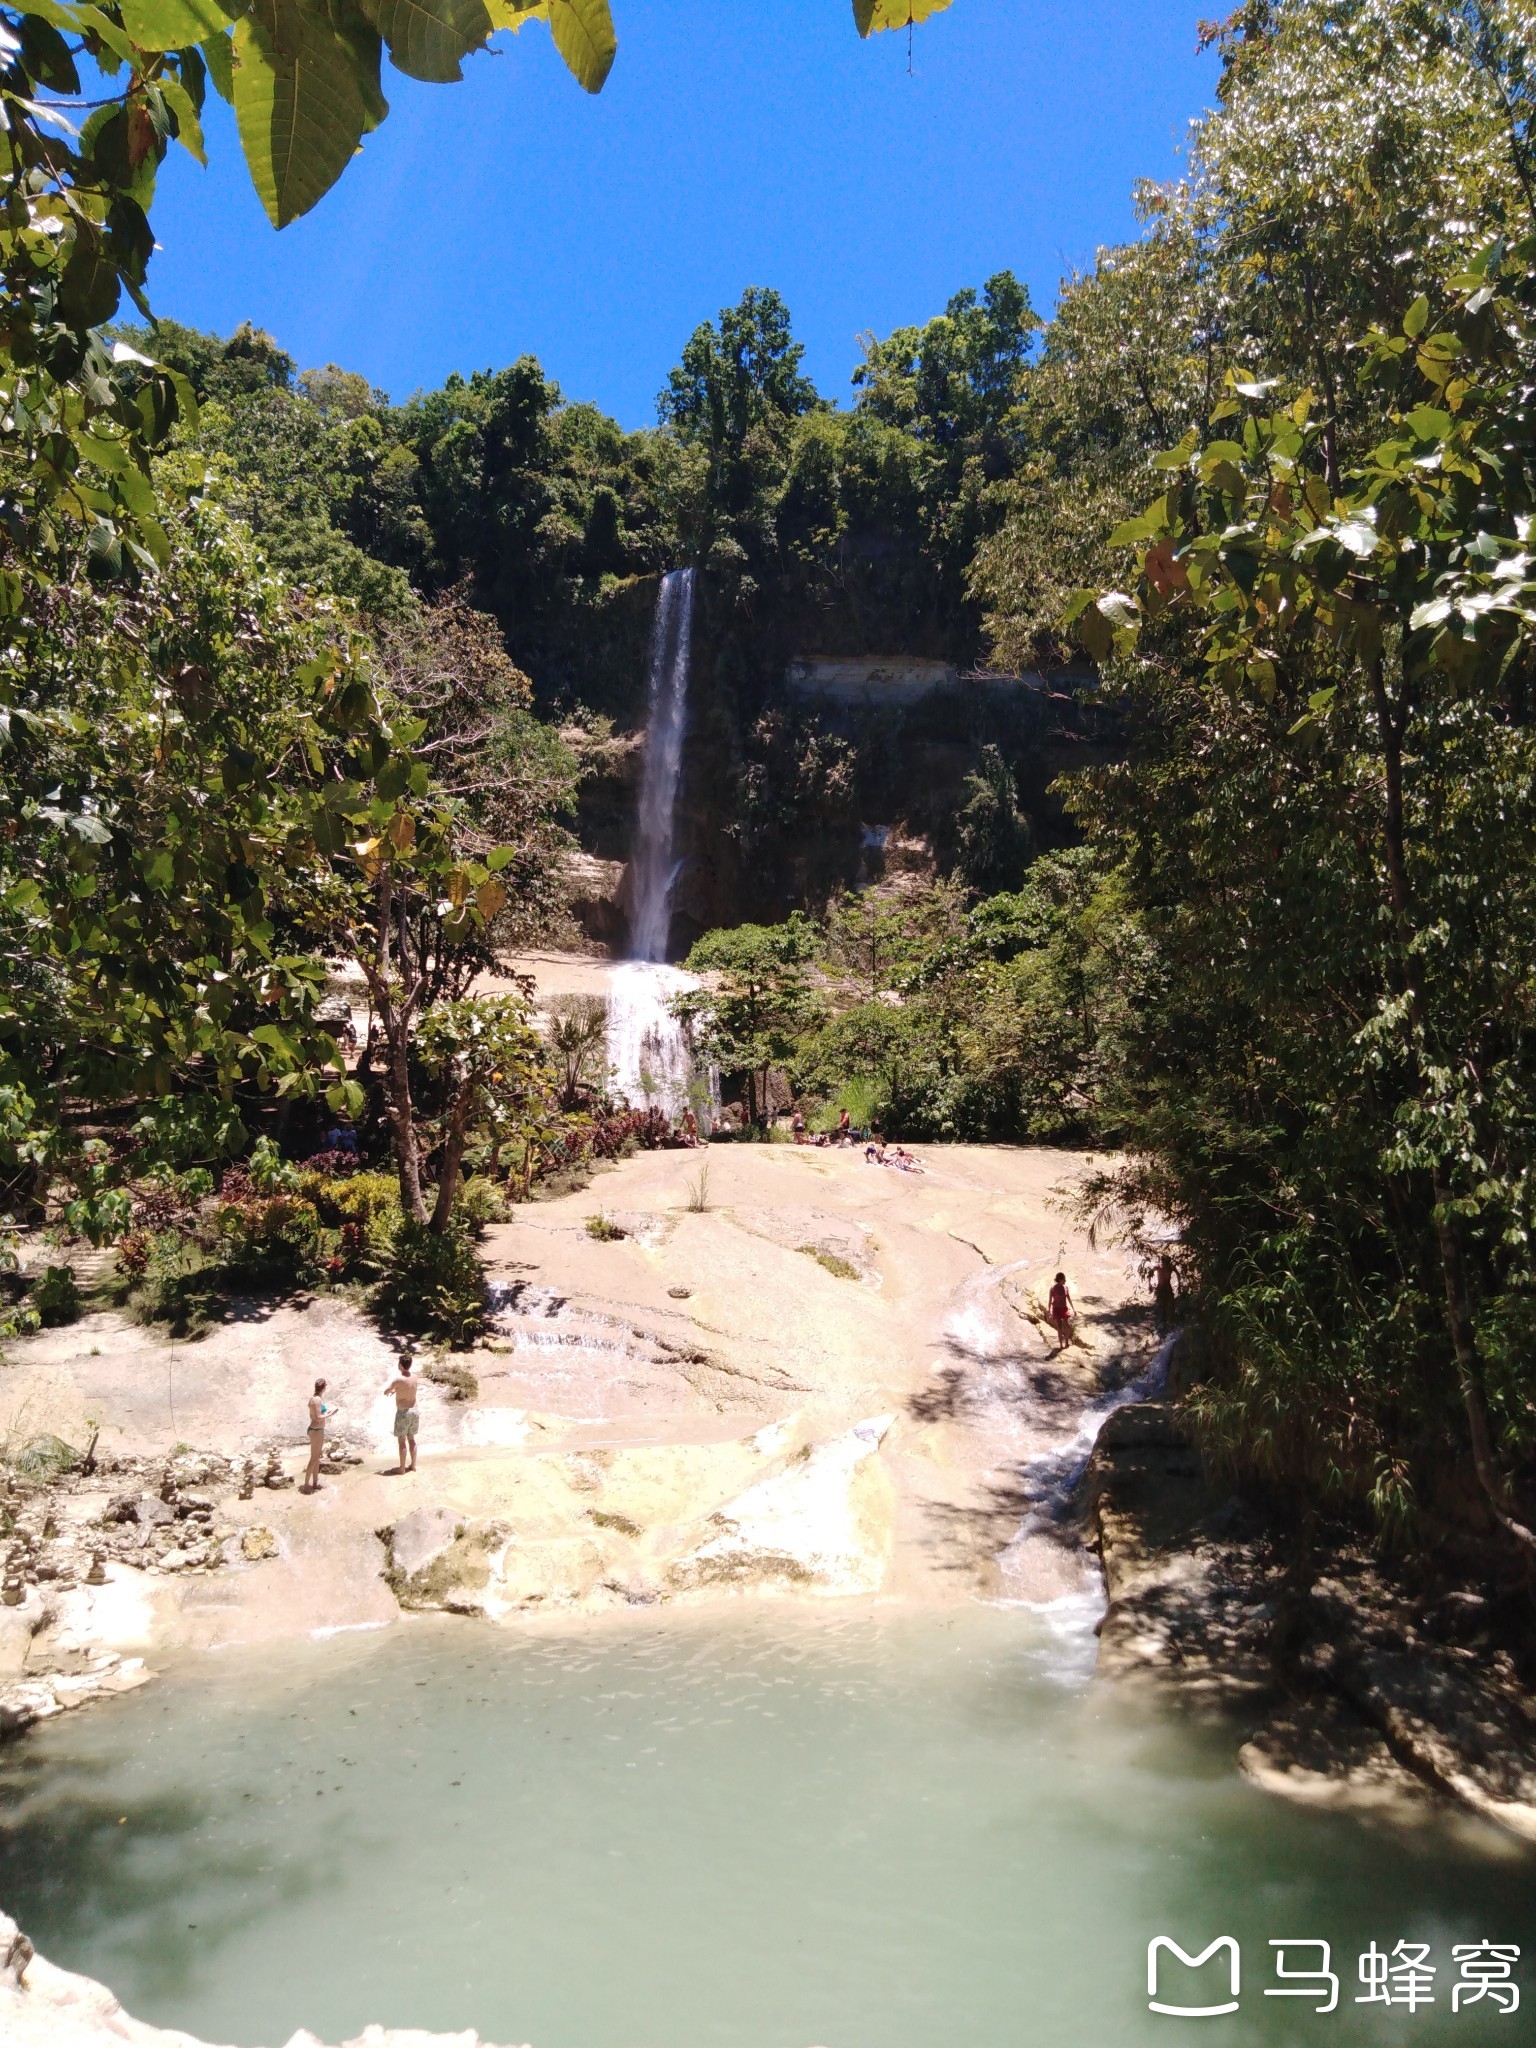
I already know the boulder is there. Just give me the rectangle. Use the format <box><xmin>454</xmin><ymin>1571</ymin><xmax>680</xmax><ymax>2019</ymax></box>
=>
<box><xmin>385</xmin><ymin>1507</ymin><xmax>461</xmax><ymax>1582</ymax></box>
<box><xmin>667</xmin><ymin>1416</ymin><xmax>895</xmax><ymax>1598</ymax></box>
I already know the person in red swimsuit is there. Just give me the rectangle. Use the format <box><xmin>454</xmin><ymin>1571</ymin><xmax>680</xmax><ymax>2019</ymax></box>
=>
<box><xmin>1047</xmin><ymin>1272</ymin><xmax>1074</xmax><ymax>1351</ymax></box>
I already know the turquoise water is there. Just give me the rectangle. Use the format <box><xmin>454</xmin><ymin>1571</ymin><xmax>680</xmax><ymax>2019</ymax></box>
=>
<box><xmin>1</xmin><ymin>1606</ymin><xmax>1532</xmax><ymax>2048</ymax></box>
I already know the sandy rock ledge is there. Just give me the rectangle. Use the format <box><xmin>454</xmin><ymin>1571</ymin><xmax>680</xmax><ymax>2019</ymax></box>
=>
<box><xmin>0</xmin><ymin>1911</ymin><xmax>526</xmax><ymax>2048</ymax></box>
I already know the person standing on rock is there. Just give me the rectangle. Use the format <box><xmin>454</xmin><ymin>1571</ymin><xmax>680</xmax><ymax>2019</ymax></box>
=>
<box><xmin>1047</xmin><ymin>1272</ymin><xmax>1074</xmax><ymax>1352</ymax></box>
<box><xmin>384</xmin><ymin>1353</ymin><xmax>419</xmax><ymax>1475</ymax></box>
<box><xmin>303</xmin><ymin>1378</ymin><xmax>337</xmax><ymax>1494</ymax></box>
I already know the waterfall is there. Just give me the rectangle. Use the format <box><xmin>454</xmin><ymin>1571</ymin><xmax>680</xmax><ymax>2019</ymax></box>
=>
<box><xmin>607</xmin><ymin>570</ymin><xmax>704</xmax><ymax>1122</ymax></box>
<box><xmin>629</xmin><ymin>567</ymin><xmax>695</xmax><ymax>964</ymax></box>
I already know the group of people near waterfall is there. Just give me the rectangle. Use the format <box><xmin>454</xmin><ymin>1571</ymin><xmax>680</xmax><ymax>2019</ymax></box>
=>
<box><xmin>782</xmin><ymin>1104</ymin><xmax>925</xmax><ymax>1172</ymax></box>
<box><xmin>300</xmin><ymin>1352</ymin><xmax>421</xmax><ymax>1494</ymax></box>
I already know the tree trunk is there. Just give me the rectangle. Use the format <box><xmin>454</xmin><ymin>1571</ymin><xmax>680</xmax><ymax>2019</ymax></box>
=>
<box><xmin>382</xmin><ymin>1014</ymin><xmax>429</xmax><ymax>1225</ymax></box>
<box><xmin>429</xmin><ymin>1076</ymin><xmax>475</xmax><ymax>1232</ymax></box>
<box><xmin>1433</xmin><ymin>1172</ymin><xmax>1536</xmax><ymax>1549</ymax></box>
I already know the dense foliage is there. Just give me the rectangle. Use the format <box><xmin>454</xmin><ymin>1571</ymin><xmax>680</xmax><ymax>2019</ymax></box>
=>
<box><xmin>8</xmin><ymin>0</ymin><xmax>1536</xmax><ymax>1559</ymax></box>
<box><xmin>680</xmin><ymin>857</ymin><xmax>1150</xmax><ymax>1145</ymax></box>
<box><xmin>1054</xmin><ymin>0</ymin><xmax>1536</xmax><ymax>1550</ymax></box>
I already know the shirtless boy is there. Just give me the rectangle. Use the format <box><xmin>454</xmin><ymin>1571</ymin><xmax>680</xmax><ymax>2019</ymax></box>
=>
<box><xmin>383</xmin><ymin>1352</ymin><xmax>420</xmax><ymax>1474</ymax></box>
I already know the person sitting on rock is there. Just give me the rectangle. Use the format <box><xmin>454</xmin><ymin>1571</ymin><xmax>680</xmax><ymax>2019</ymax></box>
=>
<box><xmin>383</xmin><ymin>1352</ymin><xmax>419</xmax><ymax>1475</ymax></box>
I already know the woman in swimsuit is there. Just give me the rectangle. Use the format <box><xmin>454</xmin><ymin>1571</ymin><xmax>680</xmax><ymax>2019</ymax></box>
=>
<box><xmin>1047</xmin><ymin>1272</ymin><xmax>1074</xmax><ymax>1352</ymax></box>
<box><xmin>303</xmin><ymin>1377</ymin><xmax>336</xmax><ymax>1493</ymax></box>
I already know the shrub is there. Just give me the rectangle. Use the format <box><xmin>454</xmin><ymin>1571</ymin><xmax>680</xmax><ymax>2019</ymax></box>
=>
<box><xmin>246</xmin><ymin>1135</ymin><xmax>302</xmax><ymax>1194</ymax></box>
<box><xmin>12</xmin><ymin>1433</ymin><xmax>79</xmax><ymax>1480</ymax></box>
<box><xmin>377</xmin><ymin>1221</ymin><xmax>485</xmax><ymax>1344</ymax></box>
<box><xmin>0</xmin><ymin>1296</ymin><xmax>39</xmax><ymax>1343</ymax></box>
<box><xmin>455</xmin><ymin>1176</ymin><xmax>509</xmax><ymax>1237</ymax></box>
<box><xmin>214</xmin><ymin>1192</ymin><xmax>325</xmax><ymax>1285</ymax></box>
<box><xmin>113</xmin><ymin>1230</ymin><xmax>152</xmax><ymax>1281</ymax></box>
<box><xmin>585</xmin><ymin>1213</ymin><xmax>627</xmax><ymax>1241</ymax></box>
<box><xmin>126</xmin><ymin>1232</ymin><xmax>222</xmax><ymax>1337</ymax></box>
<box><xmin>302</xmin><ymin>1170</ymin><xmax>401</xmax><ymax>1278</ymax></box>
<box><xmin>300</xmin><ymin>1148</ymin><xmax>365</xmax><ymax>1179</ymax></box>
<box><xmin>32</xmin><ymin>1265</ymin><xmax>81</xmax><ymax>1326</ymax></box>
<box><xmin>317</xmin><ymin>1171</ymin><xmax>401</xmax><ymax>1229</ymax></box>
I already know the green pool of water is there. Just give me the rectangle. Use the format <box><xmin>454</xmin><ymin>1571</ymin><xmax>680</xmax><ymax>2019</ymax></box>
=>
<box><xmin>1</xmin><ymin>1605</ymin><xmax>1532</xmax><ymax>2047</ymax></box>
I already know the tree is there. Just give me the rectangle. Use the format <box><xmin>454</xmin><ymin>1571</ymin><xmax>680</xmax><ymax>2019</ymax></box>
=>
<box><xmin>544</xmin><ymin>992</ymin><xmax>609</xmax><ymax>1108</ymax></box>
<box><xmin>0</xmin><ymin>479</ymin><xmax>365</xmax><ymax>1230</ymax></box>
<box><xmin>368</xmin><ymin>594</ymin><xmax>578</xmax><ymax>944</ymax></box>
<box><xmin>676</xmin><ymin>915</ymin><xmax>823</xmax><ymax>1125</ymax></box>
<box><xmin>944</xmin><ymin>743</ymin><xmax>1030</xmax><ymax>892</ymax></box>
<box><xmin>660</xmin><ymin>288</ymin><xmax>822</xmax><ymax>451</ymax></box>
<box><xmin>413</xmin><ymin>995</ymin><xmax>550</xmax><ymax>1227</ymax></box>
<box><xmin>1071</xmin><ymin>235</ymin><xmax>1536</xmax><ymax>1545</ymax></box>
<box><xmin>0</xmin><ymin>0</ymin><xmax>956</xmax><ymax>605</ymax></box>
<box><xmin>975</xmin><ymin>0</ymin><xmax>1534</xmax><ymax>669</ymax></box>
<box><xmin>853</xmin><ymin>270</ymin><xmax>1037</xmax><ymax>467</ymax></box>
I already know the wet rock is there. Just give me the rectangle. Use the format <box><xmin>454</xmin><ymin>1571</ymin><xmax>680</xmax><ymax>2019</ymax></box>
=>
<box><xmin>0</xmin><ymin>1654</ymin><xmax>149</xmax><ymax>1738</ymax></box>
<box><xmin>122</xmin><ymin>1497</ymin><xmax>174</xmax><ymax>1530</ymax></box>
<box><xmin>0</xmin><ymin>1915</ymin><xmax>32</xmax><ymax>1987</ymax></box>
<box><xmin>385</xmin><ymin>1506</ymin><xmax>461</xmax><ymax>1581</ymax></box>
<box><xmin>239</xmin><ymin>1527</ymin><xmax>278</xmax><ymax>1563</ymax></box>
<box><xmin>1085</xmin><ymin>1401</ymin><xmax>1273</xmax><ymax>1701</ymax></box>
<box><xmin>0</xmin><ymin>1906</ymin><xmax>531</xmax><ymax>2046</ymax></box>
<box><xmin>667</xmin><ymin>1416</ymin><xmax>895</xmax><ymax>1598</ymax></box>
<box><xmin>1085</xmin><ymin>1398</ymin><xmax>1536</xmax><ymax>1840</ymax></box>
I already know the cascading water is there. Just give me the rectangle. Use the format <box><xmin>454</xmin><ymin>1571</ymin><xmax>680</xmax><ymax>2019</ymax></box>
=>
<box><xmin>629</xmin><ymin>567</ymin><xmax>694</xmax><ymax>966</ymax></box>
<box><xmin>607</xmin><ymin>569</ymin><xmax>706</xmax><ymax>1121</ymax></box>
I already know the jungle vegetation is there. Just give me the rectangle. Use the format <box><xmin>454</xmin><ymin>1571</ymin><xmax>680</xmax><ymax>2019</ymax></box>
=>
<box><xmin>5</xmin><ymin>0</ymin><xmax>1536</xmax><ymax>1558</ymax></box>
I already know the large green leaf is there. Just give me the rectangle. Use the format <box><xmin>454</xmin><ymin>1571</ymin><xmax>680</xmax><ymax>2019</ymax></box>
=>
<box><xmin>359</xmin><ymin>0</ymin><xmax>490</xmax><ymax>82</ymax></box>
<box><xmin>853</xmin><ymin>0</ymin><xmax>953</xmax><ymax>34</ymax></box>
<box><xmin>119</xmin><ymin>0</ymin><xmax>236</xmax><ymax>52</ymax></box>
<box><xmin>483</xmin><ymin>0</ymin><xmax>610</xmax><ymax>90</ymax></box>
<box><xmin>546</xmin><ymin>0</ymin><xmax>612</xmax><ymax>91</ymax></box>
<box><xmin>201</xmin><ymin>22</ymin><xmax>235</xmax><ymax>97</ymax></box>
<box><xmin>233</xmin><ymin>0</ymin><xmax>385</xmax><ymax>226</ymax></box>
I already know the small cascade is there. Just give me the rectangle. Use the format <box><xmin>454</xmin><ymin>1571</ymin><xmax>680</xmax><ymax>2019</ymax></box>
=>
<box><xmin>606</xmin><ymin>960</ymin><xmax>697</xmax><ymax>1120</ymax></box>
<box><xmin>607</xmin><ymin>569</ymin><xmax>704</xmax><ymax>1123</ymax></box>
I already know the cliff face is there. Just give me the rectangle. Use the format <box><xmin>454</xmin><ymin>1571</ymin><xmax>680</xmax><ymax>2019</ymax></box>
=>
<box><xmin>565</xmin><ymin>572</ymin><xmax>1114</xmax><ymax>953</ymax></box>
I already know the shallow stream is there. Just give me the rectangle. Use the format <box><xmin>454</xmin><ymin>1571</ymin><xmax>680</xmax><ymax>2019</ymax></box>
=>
<box><xmin>2</xmin><ymin>1606</ymin><xmax>1533</xmax><ymax>2047</ymax></box>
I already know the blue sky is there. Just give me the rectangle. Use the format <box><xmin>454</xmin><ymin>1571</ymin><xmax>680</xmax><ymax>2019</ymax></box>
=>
<box><xmin>149</xmin><ymin>0</ymin><xmax>1221</xmax><ymax>427</ymax></box>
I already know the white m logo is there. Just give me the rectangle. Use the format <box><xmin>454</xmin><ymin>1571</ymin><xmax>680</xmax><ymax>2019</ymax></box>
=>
<box><xmin>1147</xmin><ymin>1936</ymin><xmax>1241</xmax><ymax>2017</ymax></box>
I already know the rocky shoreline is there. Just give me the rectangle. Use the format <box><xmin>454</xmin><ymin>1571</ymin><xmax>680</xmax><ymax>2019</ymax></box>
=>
<box><xmin>1085</xmin><ymin>1398</ymin><xmax>1536</xmax><ymax>1839</ymax></box>
<box><xmin>0</xmin><ymin>1908</ymin><xmax>526</xmax><ymax>2048</ymax></box>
